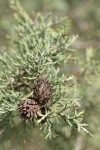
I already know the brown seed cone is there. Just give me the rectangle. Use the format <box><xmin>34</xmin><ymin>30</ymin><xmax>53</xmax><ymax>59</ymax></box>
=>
<box><xmin>19</xmin><ymin>98</ymin><xmax>45</xmax><ymax>120</ymax></box>
<box><xmin>33</xmin><ymin>77</ymin><xmax>52</xmax><ymax>104</ymax></box>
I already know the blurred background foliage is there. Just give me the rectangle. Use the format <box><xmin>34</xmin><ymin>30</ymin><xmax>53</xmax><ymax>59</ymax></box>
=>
<box><xmin>0</xmin><ymin>0</ymin><xmax>100</xmax><ymax>150</ymax></box>
<box><xmin>0</xmin><ymin>0</ymin><xmax>100</xmax><ymax>48</ymax></box>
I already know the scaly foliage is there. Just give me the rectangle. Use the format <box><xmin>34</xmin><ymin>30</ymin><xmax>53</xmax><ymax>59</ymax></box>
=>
<box><xmin>0</xmin><ymin>1</ymin><xmax>91</xmax><ymax>144</ymax></box>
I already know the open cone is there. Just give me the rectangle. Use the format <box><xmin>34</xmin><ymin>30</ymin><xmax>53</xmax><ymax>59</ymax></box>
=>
<box><xmin>19</xmin><ymin>98</ymin><xmax>45</xmax><ymax>120</ymax></box>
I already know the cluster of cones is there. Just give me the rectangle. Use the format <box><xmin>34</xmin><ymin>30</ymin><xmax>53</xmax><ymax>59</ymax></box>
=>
<box><xmin>19</xmin><ymin>76</ymin><xmax>52</xmax><ymax>122</ymax></box>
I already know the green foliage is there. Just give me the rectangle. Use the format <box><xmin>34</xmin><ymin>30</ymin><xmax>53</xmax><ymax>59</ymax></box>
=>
<box><xmin>0</xmin><ymin>1</ymin><xmax>100</xmax><ymax>150</ymax></box>
<box><xmin>0</xmin><ymin>1</ymin><xmax>91</xmax><ymax>147</ymax></box>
